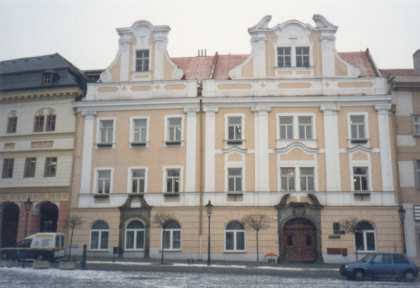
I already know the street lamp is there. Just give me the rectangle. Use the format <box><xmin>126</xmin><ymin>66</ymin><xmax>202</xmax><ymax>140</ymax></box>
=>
<box><xmin>24</xmin><ymin>197</ymin><xmax>33</xmax><ymax>237</ymax></box>
<box><xmin>205</xmin><ymin>200</ymin><xmax>214</xmax><ymax>266</ymax></box>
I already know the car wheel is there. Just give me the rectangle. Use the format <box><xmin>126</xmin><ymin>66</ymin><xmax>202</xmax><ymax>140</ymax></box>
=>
<box><xmin>353</xmin><ymin>270</ymin><xmax>365</xmax><ymax>281</ymax></box>
<box><xmin>404</xmin><ymin>270</ymin><xmax>416</xmax><ymax>282</ymax></box>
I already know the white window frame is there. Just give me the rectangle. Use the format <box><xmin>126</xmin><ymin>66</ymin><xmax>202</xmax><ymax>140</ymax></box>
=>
<box><xmin>295</xmin><ymin>46</ymin><xmax>310</xmax><ymax>68</ymax></box>
<box><xmin>96</xmin><ymin>117</ymin><xmax>116</xmax><ymax>148</ymax></box>
<box><xmin>299</xmin><ymin>167</ymin><xmax>315</xmax><ymax>192</ymax></box>
<box><xmin>224</xmin><ymin>113</ymin><xmax>245</xmax><ymax>146</ymax></box>
<box><xmin>277</xmin><ymin>47</ymin><xmax>292</xmax><ymax>68</ymax></box>
<box><xmin>124</xmin><ymin>218</ymin><xmax>146</xmax><ymax>251</ymax></box>
<box><xmin>224</xmin><ymin>223</ymin><xmax>246</xmax><ymax>253</ymax></box>
<box><xmin>347</xmin><ymin>112</ymin><xmax>369</xmax><ymax>144</ymax></box>
<box><xmin>129</xmin><ymin>116</ymin><xmax>149</xmax><ymax>147</ymax></box>
<box><xmin>278</xmin><ymin>160</ymin><xmax>318</xmax><ymax>192</ymax></box>
<box><xmin>276</xmin><ymin>113</ymin><xmax>316</xmax><ymax>143</ymax></box>
<box><xmin>280</xmin><ymin>167</ymin><xmax>296</xmax><ymax>192</ymax></box>
<box><xmin>161</xmin><ymin>225</ymin><xmax>182</xmax><ymax>251</ymax></box>
<box><xmin>127</xmin><ymin>167</ymin><xmax>148</xmax><ymax>194</ymax></box>
<box><xmin>94</xmin><ymin>167</ymin><xmax>113</xmax><ymax>195</ymax></box>
<box><xmin>135</xmin><ymin>49</ymin><xmax>150</xmax><ymax>73</ymax></box>
<box><xmin>274</xmin><ymin>44</ymin><xmax>313</xmax><ymax>69</ymax></box>
<box><xmin>162</xmin><ymin>166</ymin><xmax>183</xmax><ymax>194</ymax></box>
<box><xmin>355</xmin><ymin>226</ymin><xmax>376</xmax><ymax>253</ymax></box>
<box><xmin>225</xmin><ymin>162</ymin><xmax>245</xmax><ymax>193</ymax></box>
<box><xmin>164</xmin><ymin>115</ymin><xmax>184</xmax><ymax>145</ymax></box>
<box><xmin>89</xmin><ymin>221</ymin><xmax>110</xmax><ymax>251</ymax></box>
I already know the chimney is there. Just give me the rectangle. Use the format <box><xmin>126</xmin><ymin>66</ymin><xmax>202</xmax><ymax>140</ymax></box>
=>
<box><xmin>414</xmin><ymin>49</ymin><xmax>420</xmax><ymax>75</ymax></box>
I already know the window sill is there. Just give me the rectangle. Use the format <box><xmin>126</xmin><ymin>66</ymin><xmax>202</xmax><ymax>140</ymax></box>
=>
<box><xmin>224</xmin><ymin>250</ymin><xmax>246</xmax><ymax>254</ymax></box>
<box><xmin>93</xmin><ymin>194</ymin><xmax>110</xmax><ymax>199</ymax></box>
<box><xmin>163</xmin><ymin>192</ymin><xmax>180</xmax><ymax>197</ymax></box>
<box><xmin>88</xmin><ymin>249</ymin><xmax>110</xmax><ymax>252</ymax></box>
<box><xmin>160</xmin><ymin>249</ymin><xmax>182</xmax><ymax>252</ymax></box>
<box><xmin>227</xmin><ymin>192</ymin><xmax>243</xmax><ymax>198</ymax></box>
<box><xmin>128</xmin><ymin>193</ymin><xmax>144</xmax><ymax>198</ymax></box>
<box><xmin>226</xmin><ymin>140</ymin><xmax>244</xmax><ymax>146</ymax></box>
<box><xmin>165</xmin><ymin>141</ymin><xmax>182</xmax><ymax>146</ymax></box>
<box><xmin>349</xmin><ymin>139</ymin><xmax>369</xmax><ymax>145</ymax></box>
<box><xmin>96</xmin><ymin>143</ymin><xmax>114</xmax><ymax>148</ymax></box>
<box><xmin>124</xmin><ymin>249</ymin><xmax>145</xmax><ymax>252</ymax></box>
<box><xmin>130</xmin><ymin>142</ymin><xmax>147</xmax><ymax>147</ymax></box>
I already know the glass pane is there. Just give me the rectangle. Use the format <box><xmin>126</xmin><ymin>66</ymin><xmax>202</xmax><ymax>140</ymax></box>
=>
<box><xmin>127</xmin><ymin>220</ymin><xmax>144</xmax><ymax>229</ymax></box>
<box><xmin>163</xmin><ymin>230</ymin><xmax>170</xmax><ymax>249</ymax></box>
<box><xmin>306</xmin><ymin>126</ymin><xmax>312</xmax><ymax>139</ymax></box>
<box><xmin>174</xmin><ymin>179</ymin><xmax>179</xmax><ymax>193</ymax></box>
<box><xmin>91</xmin><ymin>231</ymin><xmax>99</xmax><ymax>249</ymax></box>
<box><xmin>100</xmin><ymin>231</ymin><xmax>108</xmax><ymax>249</ymax></box>
<box><xmin>236</xmin><ymin>232</ymin><xmax>245</xmax><ymax>250</ymax></box>
<box><xmin>132</xmin><ymin>169</ymin><xmax>145</xmax><ymax>178</ymax></box>
<box><xmin>126</xmin><ymin>231</ymin><xmax>134</xmax><ymax>249</ymax></box>
<box><xmin>228</xmin><ymin>117</ymin><xmax>241</xmax><ymax>125</ymax></box>
<box><xmin>228</xmin><ymin>177</ymin><xmax>235</xmax><ymax>192</ymax></box>
<box><xmin>229</xmin><ymin>168</ymin><xmax>241</xmax><ymax>176</ymax></box>
<box><xmin>287</xmin><ymin>126</ymin><xmax>293</xmax><ymax>139</ymax></box>
<box><xmin>355</xmin><ymin>232</ymin><xmax>364</xmax><ymax>251</ymax></box>
<box><xmin>280</xmin><ymin>116</ymin><xmax>293</xmax><ymax>125</ymax></box>
<box><xmin>228</xmin><ymin>126</ymin><xmax>235</xmax><ymax>140</ymax></box>
<box><xmin>366</xmin><ymin>232</ymin><xmax>375</xmax><ymax>251</ymax></box>
<box><xmin>236</xmin><ymin>177</ymin><xmax>242</xmax><ymax>192</ymax></box>
<box><xmin>226</xmin><ymin>221</ymin><xmax>244</xmax><ymax>230</ymax></box>
<box><xmin>299</xmin><ymin>126</ymin><xmax>305</xmax><ymax>139</ymax></box>
<box><xmin>166</xmin><ymin>178</ymin><xmax>172</xmax><ymax>192</ymax></box>
<box><xmin>92</xmin><ymin>220</ymin><xmax>109</xmax><ymax>230</ymax></box>
<box><xmin>351</xmin><ymin>125</ymin><xmax>358</xmax><ymax>139</ymax></box>
<box><xmin>136</xmin><ymin>231</ymin><xmax>145</xmax><ymax>249</ymax></box>
<box><xmin>226</xmin><ymin>232</ymin><xmax>234</xmax><ymax>250</ymax></box>
<box><xmin>173</xmin><ymin>231</ymin><xmax>181</xmax><ymax>249</ymax></box>
<box><xmin>168</xmin><ymin>169</ymin><xmax>180</xmax><ymax>177</ymax></box>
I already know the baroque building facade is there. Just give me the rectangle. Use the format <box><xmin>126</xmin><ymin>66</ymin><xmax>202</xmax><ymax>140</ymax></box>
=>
<box><xmin>70</xmin><ymin>15</ymin><xmax>402</xmax><ymax>263</ymax></box>
<box><xmin>0</xmin><ymin>54</ymin><xmax>86</xmax><ymax>248</ymax></box>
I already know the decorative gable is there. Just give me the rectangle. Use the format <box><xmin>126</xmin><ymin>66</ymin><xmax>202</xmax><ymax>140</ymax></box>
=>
<box><xmin>229</xmin><ymin>15</ymin><xmax>360</xmax><ymax>79</ymax></box>
<box><xmin>100</xmin><ymin>20</ymin><xmax>183</xmax><ymax>83</ymax></box>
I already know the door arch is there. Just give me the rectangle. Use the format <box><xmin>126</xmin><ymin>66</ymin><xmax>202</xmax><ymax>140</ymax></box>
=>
<box><xmin>39</xmin><ymin>202</ymin><xmax>58</xmax><ymax>232</ymax></box>
<box><xmin>283</xmin><ymin>218</ymin><xmax>317</xmax><ymax>262</ymax></box>
<box><xmin>0</xmin><ymin>202</ymin><xmax>20</xmax><ymax>248</ymax></box>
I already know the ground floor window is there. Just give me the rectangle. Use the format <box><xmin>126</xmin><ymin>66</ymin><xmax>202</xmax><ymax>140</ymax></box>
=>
<box><xmin>162</xmin><ymin>220</ymin><xmax>181</xmax><ymax>250</ymax></box>
<box><xmin>355</xmin><ymin>221</ymin><xmax>375</xmax><ymax>252</ymax></box>
<box><xmin>225</xmin><ymin>221</ymin><xmax>245</xmax><ymax>251</ymax></box>
<box><xmin>90</xmin><ymin>220</ymin><xmax>109</xmax><ymax>250</ymax></box>
<box><xmin>125</xmin><ymin>219</ymin><xmax>145</xmax><ymax>250</ymax></box>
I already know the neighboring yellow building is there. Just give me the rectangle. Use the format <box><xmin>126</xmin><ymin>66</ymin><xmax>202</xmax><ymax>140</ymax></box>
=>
<box><xmin>70</xmin><ymin>15</ymin><xmax>402</xmax><ymax>263</ymax></box>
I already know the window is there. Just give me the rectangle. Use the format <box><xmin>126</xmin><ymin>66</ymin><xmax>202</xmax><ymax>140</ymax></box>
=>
<box><xmin>279</xmin><ymin>116</ymin><xmax>294</xmax><ymax>140</ymax></box>
<box><xmin>296</xmin><ymin>47</ymin><xmax>310</xmax><ymax>68</ymax></box>
<box><xmin>162</xmin><ymin>220</ymin><xmax>181</xmax><ymax>250</ymax></box>
<box><xmin>90</xmin><ymin>220</ymin><xmax>109</xmax><ymax>250</ymax></box>
<box><xmin>414</xmin><ymin>116</ymin><xmax>420</xmax><ymax>135</ymax></box>
<box><xmin>125</xmin><ymin>220</ymin><xmax>145</xmax><ymax>250</ymax></box>
<box><xmin>416</xmin><ymin>160</ymin><xmax>420</xmax><ymax>188</ymax></box>
<box><xmin>96</xmin><ymin>169</ymin><xmax>111</xmax><ymax>194</ymax></box>
<box><xmin>355</xmin><ymin>221</ymin><xmax>375</xmax><ymax>252</ymax></box>
<box><xmin>24</xmin><ymin>157</ymin><xmax>37</xmax><ymax>178</ymax></box>
<box><xmin>42</xmin><ymin>72</ymin><xmax>53</xmax><ymax>85</ymax></box>
<box><xmin>393</xmin><ymin>254</ymin><xmax>409</xmax><ymax>264</ymax></box>
<box><xmin>132</xmin><ymin>118</ymin><xmax>147</xmax><ymax>145</ymax></box>
<box><xmin>227</xmin><ymin>116</ymin><xmax>242</xmax><ymax>144</ymax></box>
<box><xmin>6</xmin><ymin>111</ymin><xmax>17</xmax><ymax>134</ymax></box>
<box><xmin>333</xmin><ymin>222</ymin><xmax>343</xmax><ymax>235</ymax></box>
<box><xmin>350</xmin><ymin>115</ymin><xmax>367</xmax><ymax>143</ymax></box>
<box><xmin>300</xmin><ymin>167</ymin><xmax>314</xmax><ymax>191</ymax></box>
<box><xmin>2</xmin><ymin>158</ymin><xmax>14</xmax><ymax>178</ymax></box>
<box><xmin>98</xmin><ymin>119</ymin><xmax>114</xmax><ymax>147</ymax></box>
<box><xmin>227</xmin><ymin>168</ymin><xmax>242</xmax><ymax>193</ymax></box>
<box><xmin>46</xmin><ymin>114</ymin><xmax>56</xmax><ymax>132</ymax></box>
<box><xmin>34</xmin><ymin>113</ymin><xmax>45</xmax><ymax>132</ymax></box>
<box><xmin>225</xmin><ymin>221</ymin><xmax>245</xmax><ymax>251</ymax></box>
<box><xmin>166</xmin><ymin>117</ymin><xmax>182</xmax><ymax>144</ymax></box>
<box><xmin>136</xmin><ymin>49</ymin><xmax>149</xmax><ymax>72</ymax></box>
<box><xmin>166</xmin><ymin>168</ymin><xmax>180</xmax><ymax>193</ymax></box>
<box><xmin>33</xmin><ymin>109</ymin><xmax>55</xmax><ymax>132</ymax></box>
<box><xmin>130</xmin><ymin>169</ymin><xmax>145</xmax><ymax>194</ymax></box>
<box><xmin>353</xmin><ymin>167</ymin><xmax>369</xmax><ymax>192</ymax></box>
<box><xmin>44</xmin><ymin>157</ymin><xmax>57</xmax><ymax>177</ymax></box>
<box><xmin>298</xmin><ymin>116</ymin><xmax>313</xmax><ymax>140</ymax></box>
<box><xmin>281</xmin><ymin>168</ymin><xmax>295</xmax><ymax>191</ymax></box>
<box><xmin>277</xmin><ymin>47</ymin><xmax>291</xmax><ymax>68</ymax></box>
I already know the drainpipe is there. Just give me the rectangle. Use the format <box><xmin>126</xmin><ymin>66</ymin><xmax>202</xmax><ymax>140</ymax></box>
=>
<box><xmin>198</xmin><ymin>82</ymin><xmax>204</xmax><ymax>260</ymax></box>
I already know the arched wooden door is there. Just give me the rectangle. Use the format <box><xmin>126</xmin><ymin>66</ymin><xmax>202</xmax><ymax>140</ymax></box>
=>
<box><xmin>283</xmin><ymin>218</ymin><xmax>317</xmax><ymax>262</ymax></box>
<box><xmin>0</xmin><ymin>202</ymin><xmax>20</xmax><ymax>248</ymax></box>
<box><xmin>39</xmin><ymin>202</ymin><xmax>58</xmax><ymax>232</ymax></box>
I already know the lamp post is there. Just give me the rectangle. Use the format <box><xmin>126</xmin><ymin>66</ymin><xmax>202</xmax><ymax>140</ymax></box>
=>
<box><xmin>205</xmin><ymin>200</ymin><xmax>214</xmax><ymax>266</ymax></box>
<box><xmin>24</xmin><ymin>197</ymin><xmax>33</xmax><ymax>237</ymax></box>
<box><xmin>399</xmin><ymin>205</ymin><xmax>407</xmax><ymax>254</ymax></box>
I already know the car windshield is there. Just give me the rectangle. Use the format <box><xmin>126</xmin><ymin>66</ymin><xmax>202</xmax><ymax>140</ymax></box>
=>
<box><xmin>360</xmin><ymin>254</ymin><xmax>375</xmax><ymax>263</ymax></box>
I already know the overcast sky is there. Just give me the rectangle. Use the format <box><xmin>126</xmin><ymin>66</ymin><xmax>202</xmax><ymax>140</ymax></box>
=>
<box><xmin>1</xmin><ymin>0</ymin><xmax>419</xmax><ymax>70</ymax></box>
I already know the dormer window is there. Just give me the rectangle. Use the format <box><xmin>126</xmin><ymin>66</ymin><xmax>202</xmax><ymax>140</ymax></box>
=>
<box><xmin>296</xmin><ymin>47</ymin><xmax>310</xmax><ymax>68</ymax></box>
<box><xmin>136</xmin><ymin>49</ymin><xmax>149</xmax><ymax>72</ymax></box>
<box><xmin>42</xmin><ymin>72</ymin><xmax>53</xmax><ymax>85</ymax></box>
<box><xmin>277</xmin><ymin>47</ymin><xmax>291</xmax><ymax>68</ymax></box>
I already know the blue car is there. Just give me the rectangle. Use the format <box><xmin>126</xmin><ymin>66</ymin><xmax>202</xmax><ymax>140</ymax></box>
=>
<box><xmin>340</xmin><ymin>253</ymin><xmax>418</xmax><ymax>281</ymax></box>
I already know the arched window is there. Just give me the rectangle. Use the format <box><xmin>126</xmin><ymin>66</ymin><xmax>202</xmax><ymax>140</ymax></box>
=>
<box><xmin>355</xmin><ymin>221</ymin><xmax>375</xmax><ymax>252</ymax></box>
<box><xmin>6</xmin><ymin>111</ymin><xmax>17</xmax><ymax>134</ymax></box>
<box><xmin>125</xmin><ymin>219</ymin><xmax>145</xmax><ymax>250</ymax></box>
<box><xmin>90</xmin><ymin>220</ymin><xmax>109</xmax><ymax>250</ymax></box>
<box><xmin>33</xmin><ymin>108</ymin><xmax>56</xmax><ymax>132</ymax></box>
<box><xmin>162</xmin><ymin>220</ymin><xmax>181</xmax><ymax>250</ymax></box>
<box><xmin>225</xmin><ymin>221</ymin><xmax>245</xmax><ymax>251</ymax></box>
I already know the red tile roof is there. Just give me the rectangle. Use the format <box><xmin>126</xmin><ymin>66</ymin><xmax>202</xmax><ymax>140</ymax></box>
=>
<box><xmin>379</xmin><ymin>69</ymin><xmax>417</xmax><ymax>78</ymax></box>
<box><xmin>172</xmin><ymin>50</ymin><xmax>378</xmax><ymax>80</ymax></box>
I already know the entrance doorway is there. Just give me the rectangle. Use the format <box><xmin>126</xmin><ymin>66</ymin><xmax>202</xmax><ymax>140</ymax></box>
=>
<box><xmin>283</xmin><ymin>218</ymin><xmax>317</xmax><ymax>262</ymax></box>
<box><xmin>39</xmin><ymin>202</ymin><xmax>58</xmax><ymax>232</ymax></box>
<box><xmin>0</xmin><ymin>202</ymin><xmax>20</xmax><ymax>248</ymax></box>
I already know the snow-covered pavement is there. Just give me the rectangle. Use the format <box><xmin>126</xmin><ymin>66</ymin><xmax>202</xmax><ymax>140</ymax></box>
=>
<box><xmin>0</xmin><ymin>267</ymin><xmax>418</xmax><ymax>288</ymax></box>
